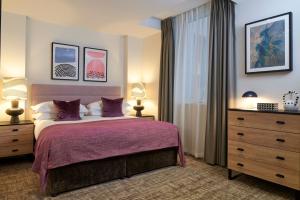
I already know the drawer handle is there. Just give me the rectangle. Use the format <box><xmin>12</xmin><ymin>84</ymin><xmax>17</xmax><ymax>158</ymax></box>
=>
<box><xmin>276</xmin><ymin>174</ymin><xmax>285</xmax><ymax>179</ymax></box>
<box><xmin>237</xmin><ymin>117</ymin><xmax>244</xmax><ymax>121</ymax></box>
<box><xmin>12</xmin><ymin>149</ymin><xmax>19</xmax><ymax>152</ymax></box>
<box><xmin>12</xmin><ymin>129</ymin><xmax>19</xmax><ymax>132</ymax></box>
<box><xmin>276</xmin><ymin>121</ymin><xmax>285</xmax><ymax>125</ymax></box>
<box><xmin>237</xmin><ymin>163</ymin><xmax>244</xmax><ymax>167</ymax></box>
<box><xmin>276</xmin><ymin>156</ymin><xmax>285</xmax><ymax>160</ymax></box>
<box><xmin>237</xmin><ymin>148</ymin><xmax>244</xmax><ymax>152</ymax></box>
<box><xmin>276</xmin><ymin>138</ymin><xmax>285</xmax><ymax>143</ymax></box>
<box><xmin>237</xmin><ymin>132</ymin><xmax>244</xmax><ymax>136</ymax></box>
<box><xmin>12</xmin><ymin>139</ymin><xmax>19</xmax><ymax>142</ymax></box>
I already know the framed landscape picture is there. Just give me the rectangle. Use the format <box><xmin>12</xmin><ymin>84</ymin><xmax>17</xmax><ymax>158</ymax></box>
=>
<box><xmin>245</xmin><ymin>12</ymin><xmax>292</xmax><ymax>74</ymax></box>
<box><xmin>52</xmin><ymin>42</ymin><xmax>79</xmax><ymax>80</ymax></box>
<box><xmin>83</xmin><ymin>47</ymin><xmax>108</xmax><ymax>82</ymax></box>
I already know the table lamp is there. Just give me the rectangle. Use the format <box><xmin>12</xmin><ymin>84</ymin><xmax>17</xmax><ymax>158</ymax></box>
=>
<box><xmin>2</xmin><ymin>77</ymin><xmax>27</xmax><ymax>124</ymax></box>
<box><xmin>131</xmin><ymin>82</ymin><xmax>146</xmax><ymax>117</ymax></box>
<box><xmin>242</xmin><ymin>91</ymin><xmax>258</xmax><ymax>110</ymax></box>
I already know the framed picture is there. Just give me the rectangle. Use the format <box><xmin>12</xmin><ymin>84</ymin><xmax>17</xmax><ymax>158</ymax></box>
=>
<box><xmin>83</xmin><ymin>47</ymin><xmax>108</xmax><ymax>82</ymax></box>
<box><xmin>245</xmin><ymin>12</ymin><xmax>292</xmax><ymax>74</ymax></box>
<box><xmin>51</xmin><ymin>42</ymin><xmax>79</xmax><ymax>81</ymax></box>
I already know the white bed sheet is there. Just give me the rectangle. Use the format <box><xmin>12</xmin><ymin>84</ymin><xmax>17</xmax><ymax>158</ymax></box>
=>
<box><xmin>34</xmin><ymin>116</ymin><xmax>136</xmax><ymax>139</ymax></box>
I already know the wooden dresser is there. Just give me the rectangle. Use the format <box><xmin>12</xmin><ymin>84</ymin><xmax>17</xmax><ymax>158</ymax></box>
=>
<box><xmin>0</xmin><ymin>120</ymin><xmax>34</xmax><ymax>158</ymax></box>
<box><xmin>228</xmin><ymin>109</ymin><xmax>300</xmax><ymax>192</ymax></box>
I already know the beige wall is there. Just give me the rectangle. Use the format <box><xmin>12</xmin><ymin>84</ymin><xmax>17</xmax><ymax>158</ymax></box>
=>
<box><xmin>0</xmin><ymin>12</ymin><xmax>27</xmax><ymax>121</ymax></box>
<box><xmin>126</xmin><ymin>33</ymin><xmax>161</xmax><ymax>119</ymax></box>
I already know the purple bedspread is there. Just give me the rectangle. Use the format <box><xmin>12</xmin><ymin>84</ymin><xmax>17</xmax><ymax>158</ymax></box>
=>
<box><xmin>32</xmin><ymin>119</ymin><xmax>185</xmax><ymax>191</ymax></box>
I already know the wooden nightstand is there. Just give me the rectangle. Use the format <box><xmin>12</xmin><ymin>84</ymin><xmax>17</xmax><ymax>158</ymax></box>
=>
<box><xmin>138</xmin><ymin>115</ymin><xmax>155</xmax><ymax>120</ymax></box>
<box><xmin>0</xmin><ymin>120</ymin><xmax>34</xmax><ymax>158</ymax></box>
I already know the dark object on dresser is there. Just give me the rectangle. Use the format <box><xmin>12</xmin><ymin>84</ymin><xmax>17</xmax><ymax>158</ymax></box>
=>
<box><xmin>46</xmin><ymin>147</ymin><xmax>178</xmax><ymax>196</ymax></box>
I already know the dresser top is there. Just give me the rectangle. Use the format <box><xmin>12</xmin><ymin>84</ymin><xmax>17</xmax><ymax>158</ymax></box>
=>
<box><xmin>229</xmin><ymin>108</ymin><xmax>300</xmax><ymax>115</ymax></box>
<box><xmin>0</xmin><ymin>120</ymin><xmax>34</xmax><ymax>126</ymax></box>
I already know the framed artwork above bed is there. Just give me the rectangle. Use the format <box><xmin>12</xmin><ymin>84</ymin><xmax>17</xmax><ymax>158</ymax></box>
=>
<box><xmin>51</xmin><ymin>42</ymin><xmax>80</xmax><ymax>81</ymax></box>
<box><xmin>245</xmin><ymin>12</ymin><xmax>292</xmax><ymax>74</ymax></box>
<box><xmin>83</xmin><ymin>47</ymin><xmax>108</xmax><ymax>82</ymax></box>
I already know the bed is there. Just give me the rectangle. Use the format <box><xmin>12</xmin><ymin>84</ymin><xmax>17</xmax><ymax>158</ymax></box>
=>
<box><xmin>30</xmin><ymin>84</ymin><xmax>185</xmax><ymax>196</ymax></box>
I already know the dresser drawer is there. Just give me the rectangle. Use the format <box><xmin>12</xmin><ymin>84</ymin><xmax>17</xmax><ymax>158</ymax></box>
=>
<box><xmin>228</xmin><ymin>140</ymin><xmax>300</xmax><ymax>171</ymax></box>
<box><xmin>0</xmin><ymin>133</ymin><xmax>33</xmax><ymax>147</ymax></box>
<box><xmin>228</xmin><ymin>155</ymin><xmax>300</xmax><ymax>190</ymax></box>
<box><xmin>228</xmin><ymin>126</ymin><xmax>300</xmax><ymax>152</ymax></box>
<box><xmin>0</xmin><ymin>143</ymin><xmax>33</xmax><ymax>158</ymax></box>
<box><xmin>228</xmin><ymin>111</ymin><xmax>300</xmax><ymax>134</ymax></box>
<box><xmin>0</xmin><ymin>125</ymin><xmax>33</xmax><ymax>136</ymax></box>
<box><xmin>0</xmin><ymin>124</ymin><xmax>33</xmax><ymax>136</ymax></box>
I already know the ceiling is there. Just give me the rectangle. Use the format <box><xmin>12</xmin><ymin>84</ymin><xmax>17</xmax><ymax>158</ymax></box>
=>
<box><xmin>3</xmin><ymin>0</ymin><xmax>210</xmax><ymax>38</ymax></box>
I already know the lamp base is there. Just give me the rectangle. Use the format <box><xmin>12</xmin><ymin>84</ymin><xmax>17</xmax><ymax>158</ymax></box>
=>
<box><xmin>133</xmin><ymin>105</ymin><xmax>144</xmax><ymax>117</ymax></box>
<box><xmin>5</xmin><ymin>108</ymin><xmax>24</xmax><ymax>124</ymax></box>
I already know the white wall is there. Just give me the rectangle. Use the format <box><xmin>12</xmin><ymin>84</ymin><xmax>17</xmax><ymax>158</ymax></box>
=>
<box><xmin>26</xmin><ymin>18</ymin><xmax>125</xmax><ymax>88</ymax></box>
<box><xmin>235</xmin><ymin>0</ymin><xmax>300</xmax><ymax>109</ymax></box>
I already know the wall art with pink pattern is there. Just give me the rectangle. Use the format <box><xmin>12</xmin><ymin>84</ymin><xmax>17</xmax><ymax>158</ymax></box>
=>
<box><xmin>83</xmin><ymin>47</ymin><xmax>108</xmax><ymax>82</ymax></box>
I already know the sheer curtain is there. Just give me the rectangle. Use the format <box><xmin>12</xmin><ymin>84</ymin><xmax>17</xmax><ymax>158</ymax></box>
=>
<box><xmin>173</xmin><ymin>3</ymin><xmax>211</xmax><ymax>158</ymax></box>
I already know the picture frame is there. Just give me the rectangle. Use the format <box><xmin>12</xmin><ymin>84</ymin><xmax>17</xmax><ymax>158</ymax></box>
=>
<box><xmin>245</xmin><ymin>12</ymin><xmax>292</xmax><ymax>74</ymax></box>
<box><xmin>83</xmin><ymin>47</ymin><xmax>108</xmax><ymax>82</ymax></box>
<box><xmin>51</xmin><ymin>42</ymin><xmax>79</xmax><ymax>81</ymax></box>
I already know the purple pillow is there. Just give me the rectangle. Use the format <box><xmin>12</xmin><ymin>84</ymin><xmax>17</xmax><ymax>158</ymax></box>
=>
<box><xmin>101</xmin><ymin>97</ymin><xmax>124</xmax><ymax>117</ymax></box>
<box><xmin>53</xmin><ymin>99</ymin><xmax>81</xmax><ymax>121</ymax></box>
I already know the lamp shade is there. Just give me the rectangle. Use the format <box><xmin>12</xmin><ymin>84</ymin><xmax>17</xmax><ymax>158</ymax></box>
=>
<box><xmin>2</xmin><ymin>77</ymin><xmax>27</xmax><ymax>100</ymax></box>
<box><xmin>131</xmin><ymin>82</ymin><xmax>146</xmax><ymax>99</ymax></box>
<box><xmin>242</xmin><ymin>91</ymin><xmax>258</xmax><ymax>98</ymax></box>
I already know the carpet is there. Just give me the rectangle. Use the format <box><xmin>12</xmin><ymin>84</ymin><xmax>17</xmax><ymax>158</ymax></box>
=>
<box><xmin>0</xmin><ymin>156</ymin><xmax>294</xmax><ymax>200</ymax></box>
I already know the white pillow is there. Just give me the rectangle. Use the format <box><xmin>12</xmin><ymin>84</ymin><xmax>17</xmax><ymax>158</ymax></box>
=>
<box><xmin>122</xmin><ymin>102</ymin><xmax>131</xmax><ymax>115</ymax></box>
<box><xmin>31</xmin><ymin>101</ymin><xmax>88</xmax><ymax>114</ymax></box>
<box><xmin>87</xmin><ymin>101</ymin><xmax>101</xmax><ymax>111</ymax></box>
<box><xmin>33</xmin><ymin>112</ymin><xmax>85</xmax><ymax>120</ymax></box>
<box><xmin>85</xmin><ymin>100</ymin><xmax>132</xmax><ymax>116</ymax></box>
<box><xmin>87</xmin><ymin>109</ymin><xmax>102</xmax><ymax>116</ymax></box>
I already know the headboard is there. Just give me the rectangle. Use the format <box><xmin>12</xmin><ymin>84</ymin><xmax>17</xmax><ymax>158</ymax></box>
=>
<box><xmin>31</xmin><ymin>84</ymin><xmax>121</xmax><ymax>105</ymax></box>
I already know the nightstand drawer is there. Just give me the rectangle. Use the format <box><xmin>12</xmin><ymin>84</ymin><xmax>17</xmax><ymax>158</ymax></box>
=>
<box><xmin>228</xmin><ymin>111</ymin><xmax>300</xmax><ymax>134</ymax></box>
<box><xmin>0</xmin><ymin>124</ymin><xmax>33</xmax><ymax>136</ymax></box>
<box><xmin>228</xmin><ymin>126</ymin><xmax>300</xmax><ymax>152</ymax></box>
<box><xmin>228</xmin><ymin>140</ymin><xmax>300</xmax><ymax>171</ymax></box>
<box><xmin>0</xmin><ymin>133</ymin><xmax>33</xmax><ymax>146</ymax></box>
<box><xmin>0</xmin><ymin>143</ymin><xmax>33</xmax><ymax>158</ymax></box>
<box><xmin>228</xmin><ymin>155</ymin><xmax>300</xmax><ymax>190</ymax></box>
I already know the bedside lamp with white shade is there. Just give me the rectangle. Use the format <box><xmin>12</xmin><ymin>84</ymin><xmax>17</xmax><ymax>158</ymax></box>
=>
<box><xmin>131</xmin><ymin>82</ymin><xmax>146</xmax><ymax>117</ymax></box>
<box><xmin>2</xmin><ymin>77</ymin><xmax>27</xmax><ymax>124</ymax></box>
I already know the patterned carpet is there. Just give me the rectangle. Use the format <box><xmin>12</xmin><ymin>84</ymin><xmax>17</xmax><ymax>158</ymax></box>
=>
<box><xmin>0</xmin><ymin>156</ymin><xmax>294</xmax><ymax>200</ymax></box>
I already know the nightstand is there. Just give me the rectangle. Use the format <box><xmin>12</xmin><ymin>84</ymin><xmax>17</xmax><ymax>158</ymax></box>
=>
<box><xmin>0</xmin><ymin>120</ymin><xmax>34</xmax><ymax>158</ymax></box>
<box><xmin>138</xmin><ymin>115</ymin><xmax>155</xmax><ymax>120</ymax></box>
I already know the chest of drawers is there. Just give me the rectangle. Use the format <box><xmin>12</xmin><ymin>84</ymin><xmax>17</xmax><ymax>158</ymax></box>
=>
<box><xmin>228</xmin><ymin>109</ymin><xmax>300</xmax><ymax>191</ymax></box>
<box><xmin>0</xmin><ymin>120</ymin><xmax>34</xmax><ymax>158</ymax></box>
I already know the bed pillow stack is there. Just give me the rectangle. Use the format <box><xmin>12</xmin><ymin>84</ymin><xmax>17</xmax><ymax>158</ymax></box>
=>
<box><xmin>86</xmin><ymin>99</ymin><xmax>132</xmax><ymax>117</ymax></box>
<box><xmin>31</xmin><ymin>100</ymin><xmax>88</xmax><ymax>120</ymax></box>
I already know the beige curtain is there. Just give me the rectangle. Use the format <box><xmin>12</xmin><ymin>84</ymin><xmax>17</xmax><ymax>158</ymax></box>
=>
<box><xmin>158</xmin><ymin>18</ymin><xmax>175</xmax><ymax>123</ymax></box>
<box><xmin>204</xmin><ymin>0</ymin><xmax>236</xmax><ymax>166</ymax></box>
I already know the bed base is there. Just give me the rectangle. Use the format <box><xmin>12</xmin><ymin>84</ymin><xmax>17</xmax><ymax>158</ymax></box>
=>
<box><xmin>46</xmin><ymin>147</ymin><xmax>178</xmax><ymax>196</ymax></box>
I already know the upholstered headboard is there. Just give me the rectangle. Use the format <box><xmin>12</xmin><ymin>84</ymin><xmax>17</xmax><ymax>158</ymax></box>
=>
<box><xmin>31</xmin><ymin>84</ymin><xmax>121</xmax><ymax>105</ymax></box>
